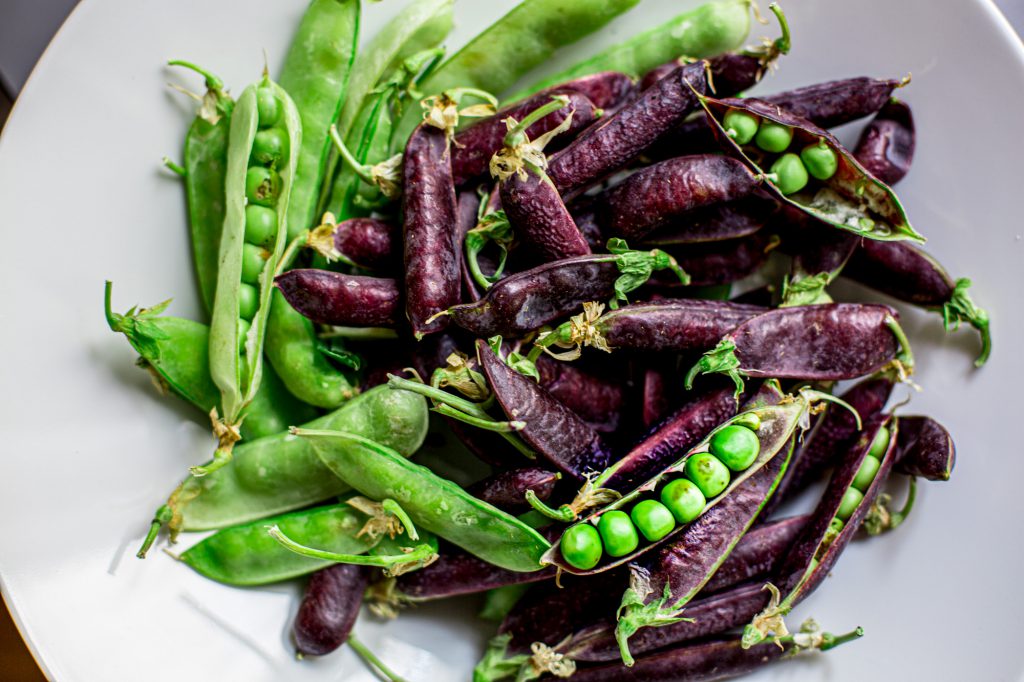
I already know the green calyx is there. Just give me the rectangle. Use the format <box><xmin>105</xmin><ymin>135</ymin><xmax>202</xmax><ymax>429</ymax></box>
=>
<box><xmin>167</xmin><ymin>59</ymin><xmax>233</xmax><ymax>125</ymax></box>
<box><xmin>488</xmin><ymin>336</ymin><xmax>540</xmax><ymax>382</ymax></box>
<box><xmin>780</xmin><ymin>272</ymin><xmax>833</xmax><ymax>308</ymax></box>
<box><xmin>104</xmin><ymin>281</ymin><xmax>172</xmax><ymax>359</ymax></box>
<box><xmin>422</xmin><ymin>87</ymin><xmax>498</xmax><ymax>140</ymax></box>
<box><xmin>884</xmin><ymin>315</ymin><xmax>916</xmax><ymax>377</ymax></box>
<box><xmin>615</xmin><ymin>566</ymin><xmax>694</xmax><ymax>666</ymax></box>
<box><xmin>606</xmin><ymin>238</ymin><xmax>690</xmax><ymax>308</ymax></box>
<box><xmin>329</xmin><ymin>125</ymin><xmax>404</xmax><ymax>199</ymax></box>
<box><xmin>940</xmin><ymin>278</ymin><xmax>992</xmax><ymax>367</ymax></box>
<box><xmin>432</xmin><ymin>351</ymin><xmax>490</xmax><ymax>401</ymax></box>
<box><xmin>740</xmin><ymin>3</ymin><xmax>791</xmax><ymax>68</ymax></box>
<box><xmin>685</xmin><ymin>339</ymin><xmax>744</xmax><ymax>398</ymax></box>
<box><xmin>863</xmin><ymin>477</ymin><xmax>917</xmax><ymax>535</ymax></box>
<box><xmin>473</xmin><ymin>635</ymin><xmax>530</xmax><ymax>682</ymax></box>
<box><xmin>741</xmin><ymin>581</ymin><xmax>797</xmax><ymax>649</ymax></box>
<box><xmin>136</xmin><ymin>504</ymin><xmax>174</xmax><ymax>559</ymax></box>
<box><xmin>490</xmin><ymin>96</ymin><xmax>574</xmax><ymax>183</ymax></box>
<box><xmin>534</xmin><ymin>301</ymin><xmax>609</xmax><ymax>361</ymax></box>
<box><xmin>466</xmin><ymin>211</ymin><xmax>514</xmax><ymax>290</ymax></box>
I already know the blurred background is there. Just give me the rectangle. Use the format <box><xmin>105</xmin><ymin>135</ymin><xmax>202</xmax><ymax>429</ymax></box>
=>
<box><xmin>1</xmin><ymin>1</ymin><xmax>1021</xmax><ymax>680</ymax></box>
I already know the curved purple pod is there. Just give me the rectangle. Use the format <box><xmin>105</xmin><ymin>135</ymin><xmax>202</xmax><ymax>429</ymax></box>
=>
<box><xmin>274</xmin><ymin>269</ymin><xmax>400</xmax><ymax>327</ymax></box>
<box><xmin>394</xmin><ymin>548</ymin><xmax>555</xmax><ymax>602</ymax></box>
<box><xmin>640</xmin><ymin>360</ymin><xmax>674</xmax><ymax>429</ymax></box>
<box><xmin>598</xmin><ymin>155</ymin><xmax>762</xmax><ymax>242</ymax></box>
<box><xmin>536</xmin><ymin>355</ymin><xmax>626</xmax><ymax>434</ymax></box>
<box><xmin>533</xmin><ymin>71</ymin><xmax>637</xmax><ymax>111</ymax></box>
<box><xmin>650</xmin><ymin>231</ymin><xmax>777</xmax><ymax>287</ymax></box>
<box><xmin>447</xmin><ymin>256</ymin><xmax>621</xmax><ymax>337</ymax></box>
<box><xmin>293</xmin><ymin>564</ymin><xmax>369</xmax><ymax>656</ymax></box>
<box><xmin>452</xmin><ymin>91</ymin><xmax>599</xmax><ymax>187</ymax></box>
<box><xmin>548</xmin><ymin>61</ymin><xmax>707</xmax><ymax>200</ymax></box>
<box><xmin>309</xmin><ymin>217</ymin><xmax>399</xmax><ymax>273</ymax></box>
<box><xmin>500</xmin><ymin>171</ymin><xmax>591</xmax><ymax>261</ymax></box>
<box><xmin>639</xmin><ymin>198</ymin><xmax>774</xmax><ymax>246</ymax></box>
<box><xmin>478</xmin><ymin>339</ymin><xmax>613</xmax><ymax>480</ymax></box>
<box><xmin>402</xmin><ymin>123</ymin><xmax>459</xmax><ymax>337</ymax></box>
<box><xmin>893</xmin><ymin>415</ymin><xmax>955</xmax><ymax>481</ymax></box>
<box><xmin>642</xmin><ymin>53</ymin><xmax>767</xmax><ymax>98</ymax></box>
<box><xmin>467</xmin><ymin>467</ymin><xmax>561</xmax><ymax>513</ymax></box>
<box><xmin>599</xmin><ymin>299</ymin><xmax>768</xmax><ymax>355</ymax></box>
<box><xmin>781</xmin><ymin>215</ymin><xmax>860</xmax><ymax>303</ymax></box>
<box><xmin>854</xmin><ymin>99</ymin><xmax>915</xmax><ymax>186</ymax></box>
<box><xmin>701</xmin><ymin>514</ymin><xmax>809</xmax><ymax>595</ymax></box>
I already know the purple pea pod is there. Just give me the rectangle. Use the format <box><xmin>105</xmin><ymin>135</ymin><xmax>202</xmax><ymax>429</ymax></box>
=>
<box><xmin>686</xmin><ymin>303</ymin><xmax>913</xmax><ymax>396</ymax></box>
<box><xmin>702</xmin><ymin>514</ymin><xmax>809</xmax><ymax>595</ymax></box>
<box><xmin>478</xmin><ymin>339</ymin><xmax>613</xmax><ymax>480</ymax></box>
<box><xmin>778</xmin><ymin>212</ymin><xmax>860</xmax><ymax>307</ymax></box>
<box><xmin>536</xmin><ymin>355</ymin><xmax>626</xmax><ymax>434</ymax></box>
<box><xmin>842</xmin><ymin>239</ymin><xmax>991</xmax><ymax>366</ymax></box>
<box><xmin>452</xmin><ymin>90</ymin><xmax>599</xmax><ymax>187</ymax></box>
<box><xmin>640</xmin><ymin>360</ymin><xmax>675</xmax><ymax>429</ymax></box>
<box><xmin>650</xmin><ymin>230</ymin><xmax>778</xmax><ymax>288</ymax></box>
<box><xmin>457</xmin><ymin>188</ymin><xmax>486</xmax><ymax>302</ymax></box>
<box><xmin>293</xmin><ymin>564</ymin><xmax>369</xmax><ymax>656</ymax></box>
<box><xmin>538</xmin><ymin>298</ymin><xmax>768</xmax><ymax>360</ymax></box>
<box><xmin>741</xmin><ymin>414</ymin><xmax>900</xmax><ymax>649</ymax></box>
<box><xmin>445</xmin><ymin>246</ymin><xmax>687</xmax><ymax>338</ymax></box>
<box><xmin>534</xmin><ymin>71</ymin><xmax>637</xmax><ymax>111</ymax></box>
<box><xmin>392</xmin><ymin>548</ymin><xmax>555</xmax><ymax>603</ymax></box>
<box><xmin>639</xmin><ymin>198</ymin><xmax>775</xmax><ymax>247</ymax></box>
<box><xmin>700</xmin><ymin>95</ymin><xmax>923</xmax><ymax>244</ymax></box>
<box><xmin>764</xmin><ymin>375</ymin><xmax>894</xmax><ymax>515</ymax></box>
<box><xmin>305</xmin><ymin>216</ymin><xmax>399</xmax><ymax>273</ymax></box>
<box><xmin>468</xmin><ymin>467</ymin><xmax>561</xmax><ymax>513</ymax></box>
<box><xmin>854</xmin><ymin>99</ymin><xmax>915</xmax><ymax>186</ymax></box>
<box><xmin>894</xmin><ymin>415</ymin><xmax>955</xmax><ymax>481</ymax></box>
<box><xmin>275</xmin><ymin>269</ymin><xmax>400</xmax><ymax>327</ymax></box>
<box><xmin>597</xmin><ymin>155</ymin><xmax>764</xmax><ymax>242</ymax></box>
<box><xmin>548</xmin><ymin>61</ymin><xmax>708</xmax><ymax>200</ymax></box>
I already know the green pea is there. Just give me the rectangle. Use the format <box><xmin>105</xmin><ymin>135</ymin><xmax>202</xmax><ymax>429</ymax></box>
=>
<box><xmin>836</xmin><ymin>487</ymin><xmax>864</xmax><ymax>521</ymax></box>
<box><xmin>256</xmin><ymin>88</ymin><xmax>281</xmax><ymax>128</ymax></box>
<box><xmin>769</xmin><ymin>153</ymin><xmax>809</xmax><ymax>195</ymax></box>
<box><xmin>868</xmin><ymin>426</ymin><xmax>890</xmax><ymax>459</ymax></box>
<box><xmin>560</xmin><ymin>523</ymin><xmax>603</xmax><ymax>570</ymax></box>
<box><xmin>241</xmin><ymin>243</ymin><xmax>268</xmax><ymax>285</ymax></box>
<box><xmin>630</xmin><ymin>500</ymin><xmax>676</xmax><ymax>543</ymax></box>
<box><xmin>852</xmin><ymin>455</ymin><xmax>882</xmax><ymax>492</ymax></box>
<box><xmin>244</xmin><ymin>205</ymin><xmax>278</xmax><ymax>246</ymax></box>
<box><xmin>709</xmin><ymin>425</ymin><xmax>760</xmax><ymax>472</ymax></box>
<box><xmin>245</xmin><ymin>166</ymin><xmax>281</xmax><ymax>207</ymax></box>
<box><xmin>723</xmin><ymin>109</ymin><xmax>760</xmax><ymax>145</ymax></box>
<box><xmin>800</xmin><ymin>141</ymin><xmax>839</xmax><ymax>180</ymax></box>
<box><xmin>733</xmin><ymin>412</ymin><xmax>761</xmax><ymax>431</ymax></box>
<box><xmin>597</xmin><ymin>510</ymin><xmax>639</xmax><ymax>558</ymax></box>
<box><xmin>830</xmin><ymin>517</ymin><xmax>845</xmax><ymax>533</ymax></box>
<box><xmin>236</xmin><ymin>318</ymin><xmax>251</xmax><ymax>354</ymax></box>
<box><xmin>684</xmin><ymin>453</ymin><xmax>731</xmax><ymax>499</ymax></box>
<box><xmin>755</xmin><ymin>121</ymin><xmax>794</xmax><ymax>153</ymax></box>
<box><xmin>251</xmin><ymin>128</ymin><xmax>290</xmax><ymax>165</ymax></box>
<box><xmin>238</xmin><ymin>283</ymin><xmax>259</xmax><ymax>321</ymax></box>
<box><xmin>660</xmin><ymin>478</ymin><xmax>706</xmax><ymax>524</ymax></box>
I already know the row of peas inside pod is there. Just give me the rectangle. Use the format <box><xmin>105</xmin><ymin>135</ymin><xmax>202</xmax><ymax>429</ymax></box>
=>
<box><xmin>560</xmin><ymin>417</ymin><xmax>763</xmax><ymax>570</ymax></box>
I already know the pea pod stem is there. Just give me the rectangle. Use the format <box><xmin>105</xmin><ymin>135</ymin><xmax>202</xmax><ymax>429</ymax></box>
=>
<box><xmin>863</xmin><ymin>476</ymin><xmax>917</xmax><ymax>535</ymax></box>
<box><xmin>267</xmin><ymin>525</ymin><xmax>437</xmax><ymax>572</ymax></box>
<box><xmin>943</xmin><ymin>278</ymin><xmax>991</xmax><ymax>367</ymax></box>
<box><xmin>524</xmin><ymin>491</ymin><xmax>576</xmax><ymax>522</ymax></box>
<box><xmin>329</xmin><ymin>125</ymin><xmax>403</xmax><ymax>198</ymax></box>
<box><xmin>381</xmin><ymin>499</ymin><xmax>420</xmax><ymax>542</ymax></box>
<box><xmin>168</xmin><ymin>59</ymin><xmax>225</xmax><ymax>91</ymax></box>
<box><xmin>501</xmin><ymin>95</ymin><xmax>570</xmax><ymax>149</ymax></box>
<box><xmin>347</xmin><ymin>635</ymin><xmax>407</xmax><ymax>682</ymax></box>
<box><xmin>162</xmin><ymin>157</ymin><xmax>186</xmax><ymax>176</ymax></box>
<box><xmin>136</xmin><ymin>504</ymin><xmax>174</xmax><ymax>559</ymax></box>
<box><xmin>433</xmin><ymin>404</ymin><xmax>526</xmax><ymax>433</ymax></box>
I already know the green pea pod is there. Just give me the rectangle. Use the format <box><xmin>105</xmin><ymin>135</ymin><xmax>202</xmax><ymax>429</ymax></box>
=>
<box><xmin>279</xmin><ymin>0</ymin><xmax>361</xmax><ymax>240</ymax></box>
<box><xmin>167</xmin><ymin>61</ymin><xmax>234</xmax><ymax>315</ymax></box>
<box><xmin>505</xmin><ymin>0</ymin><xmax>752</xmax><ymax>103</ymax></box>
<box><xmin>180</xmin><ymin>503</ymin><xmax>378</xmax><ymax>586</ymax></box>
<box><xmin>166</xmin><ymin>385</ymin><xmax>428</xmax><ymax>535</ymax></box>
<box><xmin>103</xmin><ymin>282</ymin><xmax>315</xmax><ymax>440</ymax></box>
<box><xmin>699</xmin><ymin>96</ymin><xmax>924</xmax><ymax>243</ymax></box>
<box><xmin>298</xmin><ymin>430</ymin><xmax>552</xmax><ymax>573</ymax></box>
<box><xmin>206</xmin><ymin>76</ymin><xmax>301</xmax><ymax>475</ymax></box>
<box><xmin>392</xmin><ymin>0</ymin><xmax>642</xmax><ymax>148</ymax></box>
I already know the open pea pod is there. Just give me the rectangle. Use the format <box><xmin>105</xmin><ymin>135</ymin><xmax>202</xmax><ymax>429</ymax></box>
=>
<box><xmin>299</xmin><ymin>430</ymin><xmax>551</xmax><ymax>573</ymax></box>
<box><xmin>698</xmin><ymin>95</ymin><xmax>924</xmax><ymax>243</ymax></box>
<box><xmin>205</xmin><ymin>75</ymin><xmax>302</xmax><ymax>475</ymax></box>
<box><xmin>542</xmin><ymin>389</ymin><xmax>837</xmax><ymax>575</ymax></box>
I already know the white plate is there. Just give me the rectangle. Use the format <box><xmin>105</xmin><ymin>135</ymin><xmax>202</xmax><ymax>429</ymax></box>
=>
<box><xmin>2</xmin><ymin>1</ymin><xmax>1023</xmax><ymax>680</ymax></box>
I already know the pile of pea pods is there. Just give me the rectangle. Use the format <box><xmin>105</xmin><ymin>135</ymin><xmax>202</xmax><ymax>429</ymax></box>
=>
<box><xmin>106</xmin><ymin>0</ymin><xmax>982</xmax><ymax>679</ymax></box>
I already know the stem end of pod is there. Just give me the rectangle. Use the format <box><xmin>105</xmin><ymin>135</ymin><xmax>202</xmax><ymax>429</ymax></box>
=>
<box><xmin>941</xmin><ymin>278</ymin><xmax>991</xmax><ymax>367</ymax></box>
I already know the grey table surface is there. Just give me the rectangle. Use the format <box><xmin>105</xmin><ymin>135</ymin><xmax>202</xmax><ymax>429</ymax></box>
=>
<box><xmin>1</xmin><ymin>0</ymin><xmax>1022</xmax><ymax>99</ymax></box>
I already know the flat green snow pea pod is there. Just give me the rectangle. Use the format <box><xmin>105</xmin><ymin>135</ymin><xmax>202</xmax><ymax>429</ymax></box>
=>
<box><xmin>278</xmin><ymin>0</ymin><xmax>360</xmax><ymax>240</ymax></box>
<box><xmin>505</xmin><ymin>0</ymin><xmax>751</xmax><ymax>104</ymax></box>
<box><xmin>392</xmin><ymin>0</ymin><xmax>642</xmax><ymax>148</ymax></box>
<box><xmin>180</xmin><ymin>503</ymin><xmax>378</xmax><ymax>586</ymax></box>
<box><xmin>205</xmin><ymin>75</ymin><xmax>301</xmax><ymax>476</ymax></box>
<box><xmin>167</xmin><ymin>61</ymin><xmax>234</xmax><ymax>316</ymax></box>
<box><xmin>103</xmin><ymin>282</ymin><xmax>315</xmax><ymax>440</ymax></box>
<box><xmin>297</xmin><ymin>429</ymin><xmax>552</xmax><ymax>573</ymax></box>
<box><xmin>163</xmin><ymin>385</ymin><xmax>428</xmax><ymax>537</ymax></box>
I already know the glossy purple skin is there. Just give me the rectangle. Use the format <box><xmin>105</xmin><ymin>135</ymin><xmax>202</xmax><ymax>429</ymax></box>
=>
<box><xmin>776</xmin><ymin>415</ymin><xmax>899</xmax><ymax>602</ymax></box>
<box><xmin>642</xmin><ymin>53</ymin><xmax>763</xmax><ymax>97</ymax></box>
<box><xmin>726</xmin><ymin>303</ymin><xmax>901</xmax><ymax>380</ymax></box>
<box><xmin>765</xmin><ymin>376</ymin><xmax>893</xmax><ymax>514</ymax></box>
<box><xmin>569</xmin><ymin>636</ymin><xmax>793</xmax><ymax>682</ymax></box>
<box><xmin>843</xmin><ymin>239</ymin><xmax>956</xmax><ymax>307</ymax></box>
<box><xmin>448</xmin><ymin>256</ymin><xmax>621</xmax><ymax>337</ymax></box>
<box><xmin>854</xmin><ymin>99</ymin><xmax>915</xmax><ymax>186</ymax></box>
<box><xmin>701</xmin><ymin>514</ymin><xmax>809</xmax><ymax>594</ymax></box>
<box><xmin>894</xmin><ymin>415</ymin><xmax>955</xmax><ymax>481</ymax></box>
<box><xmin>452</xmin><ymin>91</ymin><xmax>599</xmax><ymax>186</ymax></box>
<box><xmin>600</xmin><ymin>382</ymin><xmax>739</xmax><ymax>492</ymax></box>
<box><xmin>641</xmin><ymin>361</ymin><xmax>673</xmax><ymax>429</ymax></box>
<box><xmin>595</xmin><ymin>299</ymin><xmax>768</xmax><ymax>354</ymax></box>
<box><xmin>599</xmin><ymin>155</ymin><xmax>761</xmax><ymax>241</ymax></box>
<box><xmin>650</xmin><ymin>231</ymin><xmax>776</xmax><ymax>288</ymax></box>
<box><xmin>478</xmin><ymin>339</ymin><xmax>613</xmax><ymax>480</ymax></box>
<box><xmin>274</xmin><ymin>269</ymin><xmax>400</xmax><ymax>327</ymax></box>
<box><xmin>395</xmin><ymin>549</ymin><xmax>554</xmax><ymax>601</ymax></box>
<box><xmin>781</xmin><ymin>210</ymin><xmax>861</xmax><ymax>282</ymax></box>
<box><xmin>548</xmin><ymin>62</ymin><xmax>708</xmax><ymax>200</ymax></box>
<box><xmin>467</xmin><ymin>467</ymin><xmax>561</xmax><ymax>513</ymax></box>
<box><xmin>537</xmin><ymin>355</ymin><xmax>626</xmax><ymax>433</ymax></box>
<box><xmin>293</xmin><ymin>564</ymin><xmax>368</xmax><ymax>656</ymax></box>
<box><xmin>640</xmin><ymin>198</ymin><xmax>774</xmax><ymax>246</ymax></box>
<box><xmin>538</xmin><ymin>71</ymin><xmax>637</xmax><ymax>110</ymax></box>
<box><xmin>330</xmin><ymin>217</ymin><xmax>399</xmax><ymax>272</ymax></box>
<box><xmin>402</xmin><ymin>123</ymin><xmax>459</xmax><ymax>337</ymax></box>
<box><xmin>501</xmin><ymin>171</ymin><xmax>591</xmax><ymax>260</ymax></box>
